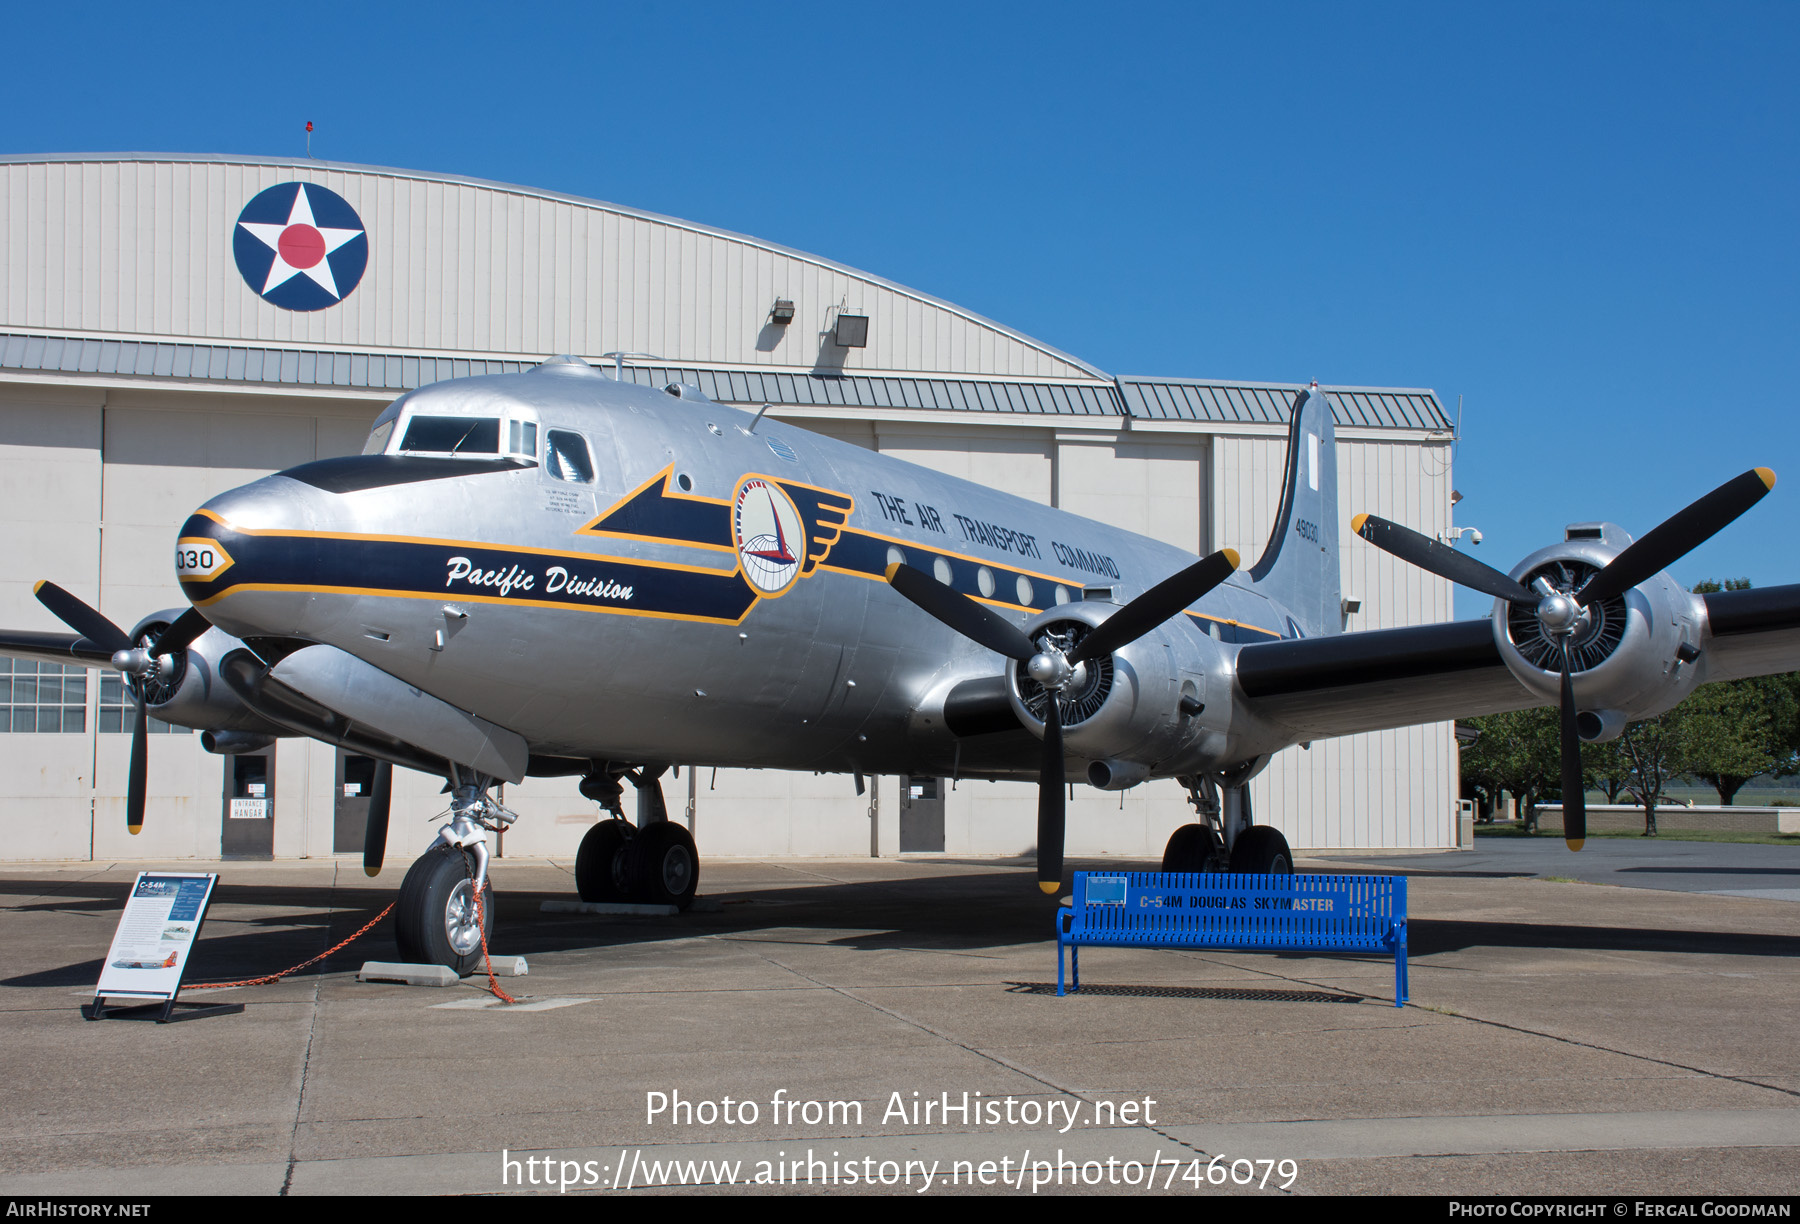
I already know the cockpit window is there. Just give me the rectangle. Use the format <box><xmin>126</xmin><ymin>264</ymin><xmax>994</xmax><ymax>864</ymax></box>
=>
<box><xmin>509</xmin><ymin>419</ymin><xmax>539</xmax><ymax>458</ymax></box>
<box><xmin>545</xmin><ymin>429</ymin><xmax>593</xmax><ymax>483</ymax></box>
<box><xmin>361</xmin><ymin>419</ymin><xmax>395</xmax><ymax>455</ymax></box>
<box><xmin>399</xmin><ymin>415</ymin><xmax>501</xmax><ymax>455</ymax></box>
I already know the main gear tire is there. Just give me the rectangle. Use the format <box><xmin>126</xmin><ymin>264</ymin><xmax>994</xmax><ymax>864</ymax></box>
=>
<box><xmin>575</xmin><ymin>818</ymin><xmax>634</xmax><ymax>902</ymax></box>
<box><xmin>395</xmin><ymin>843</ymin><xmax>494</xmax><ymax>975</ymax></box>
<box><xmin>1228</xmin><ymin>825</ymin><xmax>1293</xmax><ymax>876</ymax></box>
<box><xmin>622</xmin><ymin>821</ymin><xmax>699</xmax><ymax>909</ymax></box>
<box><xmin>1161</xmin><ymin>823</ymin><xmax>1222</xmax><ymax>874</ymax></box>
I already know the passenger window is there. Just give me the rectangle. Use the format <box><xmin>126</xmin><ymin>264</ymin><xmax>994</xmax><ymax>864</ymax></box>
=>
<box><xmin>545</xmin><ymin>429</ymin><xmax>593</xmax><ymax>483</ymax></box>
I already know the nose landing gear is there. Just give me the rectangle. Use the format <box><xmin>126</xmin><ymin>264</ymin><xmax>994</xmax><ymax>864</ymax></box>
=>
<box><xmin>394</xmin><ymin>769</ymin><xmax>515</xmax><ymax>974</ymax></box>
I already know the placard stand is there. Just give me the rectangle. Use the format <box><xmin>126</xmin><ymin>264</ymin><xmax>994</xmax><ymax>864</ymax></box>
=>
<box><xmin>88</xmin><ymin>871</ymin><xmax>241</xmax><ymax>1023</ymax></box>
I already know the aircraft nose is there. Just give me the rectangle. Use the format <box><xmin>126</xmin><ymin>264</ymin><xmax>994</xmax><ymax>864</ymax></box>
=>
<box><xmin>175</xmin><ymin>474</ymin><xmax>326</xmax><ymax>639</ymax></box>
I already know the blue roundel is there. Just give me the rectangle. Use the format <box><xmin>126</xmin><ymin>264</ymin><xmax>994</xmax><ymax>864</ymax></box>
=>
<box><xmin>232</xmin><ymin>183</ymin><xmax>368</xmax><ymax>312</ymax></box>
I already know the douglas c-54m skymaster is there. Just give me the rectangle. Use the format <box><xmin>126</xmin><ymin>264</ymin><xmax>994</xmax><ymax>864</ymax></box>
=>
<box><xmin>6</xmin><ymin>356</ymin><xmax>1799</xmax><ymax>972</ymax></box>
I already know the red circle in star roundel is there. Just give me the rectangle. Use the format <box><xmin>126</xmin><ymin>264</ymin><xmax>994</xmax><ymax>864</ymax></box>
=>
<box><xmin>277</xmin><ymin>224</ymin><xmax>327</xmax><ymax>270</ymax></box>
<box><xmin>232</xmin><ymin>182</ymin><xmax>368</xmax><ymax>311</ymax></box>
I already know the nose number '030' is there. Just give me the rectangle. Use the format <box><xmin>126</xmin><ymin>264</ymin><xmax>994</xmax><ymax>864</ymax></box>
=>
<box><xmin>175</xmin><ymin>538</ymin><xmax>233</xmax><ymax>582</ymax></box>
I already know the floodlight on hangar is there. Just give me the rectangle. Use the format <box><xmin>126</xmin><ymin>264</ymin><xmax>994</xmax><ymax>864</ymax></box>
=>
<box><xmin>834</xmin><ymin>313</ymin><xmax>869</xmax><ymax>347</ymax></box>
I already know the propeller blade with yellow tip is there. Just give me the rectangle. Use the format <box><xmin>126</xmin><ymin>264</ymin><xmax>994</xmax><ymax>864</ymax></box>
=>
<box><xmin>1557</xmin><ymin>639</ymin><xmax>1586</xmax><ymax>851</ymax></box>
<box><xmin>1577</xmin><ymin>468</ymin><xmax>1778</xmax><ymax>607</ymax></box>
<box><xmin>1069</xmin><ymin>549</ymin><xmax>1240</xmax><ymax>665</ymax></box>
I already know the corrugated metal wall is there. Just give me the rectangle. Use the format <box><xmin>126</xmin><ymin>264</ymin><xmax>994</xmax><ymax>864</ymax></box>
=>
<box><xmin>0</xmin><ymin>158</ymin><xmax>1098</xmax><ymax>380</ymax></box>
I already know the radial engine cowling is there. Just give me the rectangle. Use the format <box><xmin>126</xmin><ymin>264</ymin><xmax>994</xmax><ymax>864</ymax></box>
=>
<box><xmin>1493</xmin><ymin>523</ymin><xmax>1707</xmax><ymax>735</ymax></box>
<box><xmin>125</xmin><ymin>611</ymin><xmax>276</xmax><ymax>735</ymax></box>
<box><xmin>1006</xmin><ymin>600</ymin><xmax>1222</xmax><ymax>772</ymax></box>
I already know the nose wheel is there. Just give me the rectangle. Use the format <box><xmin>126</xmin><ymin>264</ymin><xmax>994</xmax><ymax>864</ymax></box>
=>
<box><xmin>395</xmin><ymin>844</ymin><xmax>494</xmax><ymax>975</ymax></box>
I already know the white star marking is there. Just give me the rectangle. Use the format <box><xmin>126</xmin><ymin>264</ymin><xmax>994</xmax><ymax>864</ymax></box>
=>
<box><xmin>237</xmin><ymin>184</ymin><xmax>363</xmax><ymax>299</ymax></box>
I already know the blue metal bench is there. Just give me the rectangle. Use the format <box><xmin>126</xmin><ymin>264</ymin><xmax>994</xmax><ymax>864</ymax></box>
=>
<box><xmin>1056</xmin><ymin>871</ymin><xmax>1408</xmax><ymax>1005</ymax></box>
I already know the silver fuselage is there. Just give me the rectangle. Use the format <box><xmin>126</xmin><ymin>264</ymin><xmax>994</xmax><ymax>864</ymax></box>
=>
<box><xmin>180</xmin><ymin>365</ymin><xmax>1305</xmax><ymax>780</ymax></box>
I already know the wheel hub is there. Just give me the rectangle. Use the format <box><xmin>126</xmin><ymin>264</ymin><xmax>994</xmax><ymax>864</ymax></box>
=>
<box><xmin>659</xmin><ymin>846</ymin><xmax>693</xmax><ymax>895</ymax></box>
<box><xmin>445</xmin><ymin>880</ymin><xmax>483</xmax><ymax>956</ymax></box>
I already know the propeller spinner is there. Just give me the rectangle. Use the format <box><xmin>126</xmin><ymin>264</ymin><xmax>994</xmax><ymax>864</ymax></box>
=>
<box><xmin>1353</xmin><ymin>467</ymin><xmax>1775</xmax><ymax>851</ymax></box>
<box><xmin>32</xmin><ymin>582</ymin><xmax>212</xmax><ymax>835</ymax></box>
<box><xmin>887</xmin><ymin>548</ymin><xmax>1239</xmax><ymax>894</ymax></box>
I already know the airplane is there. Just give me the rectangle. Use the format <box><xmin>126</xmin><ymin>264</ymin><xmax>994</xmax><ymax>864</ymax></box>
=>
<box><xmin>5</xmin><ymin>354</ymin><xmax>1798</xmax><ymax>973</ymax></box>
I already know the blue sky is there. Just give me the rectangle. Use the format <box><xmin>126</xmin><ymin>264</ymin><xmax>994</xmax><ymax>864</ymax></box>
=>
<box><xmin>8</xmin><ymin>2</ymin><xmax>1796</xmax><ymax>617</ymax></box>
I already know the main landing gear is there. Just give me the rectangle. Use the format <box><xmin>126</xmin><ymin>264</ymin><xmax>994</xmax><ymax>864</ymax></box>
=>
<box><xmin>574</xmin><ymin>765</ymin><xmax>699</xmax><ymax>909</ymax></box>
<box><xmin>1161</xmin><ymin>770</ymin><xmax>1293</xmax><ymax>876</ymax></box>
<box><xmin>395</xmin><ymin>767</ymin><xmax>516</xmax><ymax>974</ymax></box>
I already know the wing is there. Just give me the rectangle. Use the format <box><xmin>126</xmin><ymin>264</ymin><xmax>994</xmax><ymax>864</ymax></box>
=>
<box><xmin>1696</xmin><ymin>583</ymin><xmax>1800</xmax><ymax>683</ymax></box>
<box><xmin>1235</xmin><ymin>619</ymin><xmax>1534</xmax><ymax>739</ymax></box>
<box><xmin>1234</xmin><ymin>582</ymin><xmax>1800</xmax><ymax>740</ymax></box>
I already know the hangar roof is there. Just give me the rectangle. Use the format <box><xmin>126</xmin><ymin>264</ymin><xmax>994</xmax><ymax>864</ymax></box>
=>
<box><xmin>0</xmin><ymin>329</ymin><xmax>1449</xmax><ymax>430</ymax></box>
<box><xmin>1118</xmin><ymin>376</ymin><xmax>1450</xmax><ymax>431</ymax></box>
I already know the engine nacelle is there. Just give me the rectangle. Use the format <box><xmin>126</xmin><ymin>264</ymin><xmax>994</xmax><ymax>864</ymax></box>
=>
<box><xmin>1492</xmin><ymin>523</ymin><xmax>1707</xmax><ymax>724</ymax></box>
<box><xmin>1005</xmin><ymin>600</ymin><xmax>1227</xmax><ymax>775</ymax></box>
<box><xmin>126</xmin><ymin>611</ymin><xmax>283</xmax><ymax>735</ymax></box>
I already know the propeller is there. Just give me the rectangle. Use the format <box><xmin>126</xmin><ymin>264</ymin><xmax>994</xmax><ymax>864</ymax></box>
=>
<box><xmin>32</xmin><ymin>582</ymin><xmax>212</xmax><ymax>835</ymax></box>
<box><xmin>363</xmin><ymin>760</ymin><xmax>393</xmax><ymax>876</ymax></box>
<box><xmin>1352</xmin><ymin>467</ymin><xmax>1776</xmax><ymax>852</ymax></box>
<box><xmin>887</xmin><ymin>548</ymin><xmax>1240</xmax><ymax>894</ymax></box>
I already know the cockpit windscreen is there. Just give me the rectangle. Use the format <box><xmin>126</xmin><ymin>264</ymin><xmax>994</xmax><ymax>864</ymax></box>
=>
<box><xmin>399</xmin><ymin>416</ymin><xmax>501</xmax><ymax>454</ymax></box>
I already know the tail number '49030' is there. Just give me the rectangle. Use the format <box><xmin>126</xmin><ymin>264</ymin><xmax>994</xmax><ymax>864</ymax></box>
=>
<box><xmin>175</xmin><ymin>538</ymin><xmax>234</xmax><ymax>583</ymax></box>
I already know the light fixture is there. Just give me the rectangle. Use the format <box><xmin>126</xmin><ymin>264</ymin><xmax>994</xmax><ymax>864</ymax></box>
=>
<box><xmin>769</xmin><ymin>299</ymin><xmax>795</xmax><ymax>325</ymax></box>
<box><xmin>834</xmin><ymin>313</ymin><xmax>869</xmax><ymax>347</ymax></box>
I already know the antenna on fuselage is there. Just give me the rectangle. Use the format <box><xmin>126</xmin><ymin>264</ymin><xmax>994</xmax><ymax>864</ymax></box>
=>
<box><xmin>597</xmin><ymin>352</ymin><xmax>660</xmax><ymax>382</ymax></box>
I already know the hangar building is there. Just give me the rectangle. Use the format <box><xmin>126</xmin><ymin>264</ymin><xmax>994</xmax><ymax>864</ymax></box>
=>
<box><xmin>0</xmin><ymin>154</ymin><xmax>1457</xmax><ymax>865</ymax></box>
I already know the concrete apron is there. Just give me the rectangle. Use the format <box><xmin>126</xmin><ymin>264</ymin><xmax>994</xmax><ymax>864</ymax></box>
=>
<box><xmin>2</xmin><ymin>855</ymin><xmax>1797</xmax><ymax>1196</ymax></box>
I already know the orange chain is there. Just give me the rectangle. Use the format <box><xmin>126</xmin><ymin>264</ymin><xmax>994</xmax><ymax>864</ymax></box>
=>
<box><xmin>187</xmin><ymin>902</ymin><xmax>397</xmax><ymax>990</ymax></box>
<box><xmin>471</xmin><ymin>878</ymin><xmax>518</xmax><ymax>1004</ymax></box>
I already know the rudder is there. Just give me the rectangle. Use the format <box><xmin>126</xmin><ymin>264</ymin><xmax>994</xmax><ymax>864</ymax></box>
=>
<box><xmin>1246</xmin><ymin>386</ymin><xmax>1341</xmax><ymax>637</ymax></box>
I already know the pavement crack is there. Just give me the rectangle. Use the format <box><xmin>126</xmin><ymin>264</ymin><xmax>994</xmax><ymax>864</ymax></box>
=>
<box><xmin>279</xmin><ymin>864</ymin><xmax>336</xmax><ymax>1197</ymax></box>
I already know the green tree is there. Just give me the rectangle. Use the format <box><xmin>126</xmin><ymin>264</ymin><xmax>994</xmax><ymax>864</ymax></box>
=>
<box><xmin>1618</xmin><ymin>711</ymin><xmax>1689</xmax><ymax>836</ymax></box>
<box><xmin>1678</xmin><ymin>675</ymin><xmax>1798</xmax><ymax>803</ymax></box>
<box><xmin>1580</xmin><ymin>735</ymin><xmax>1633</xmax><ymax>803</ymax></box>
<box><xmin>1460</xmin><ymin>707</ymin><xmax>1560</xmax><ymax>830</ymax></box>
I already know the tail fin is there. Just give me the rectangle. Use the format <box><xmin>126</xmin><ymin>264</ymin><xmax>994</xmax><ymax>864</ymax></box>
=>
<box><xmin>1247</xmin><ymin>386</ymin><xmax>1341</xmax><ymax>637</ymax></box>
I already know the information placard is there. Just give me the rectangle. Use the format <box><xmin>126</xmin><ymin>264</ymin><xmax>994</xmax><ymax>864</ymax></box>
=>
<box><xmin>93</xmin><ymin>872</ymin><xmax>218</xmax><ymax>1015</ymax></box>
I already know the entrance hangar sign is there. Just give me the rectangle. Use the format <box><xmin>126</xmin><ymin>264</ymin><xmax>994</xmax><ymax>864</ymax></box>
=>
<box><xmin>232</xmin><ymin>181</ymin><xmax>368</xmax><ymax>311</ymax></box>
